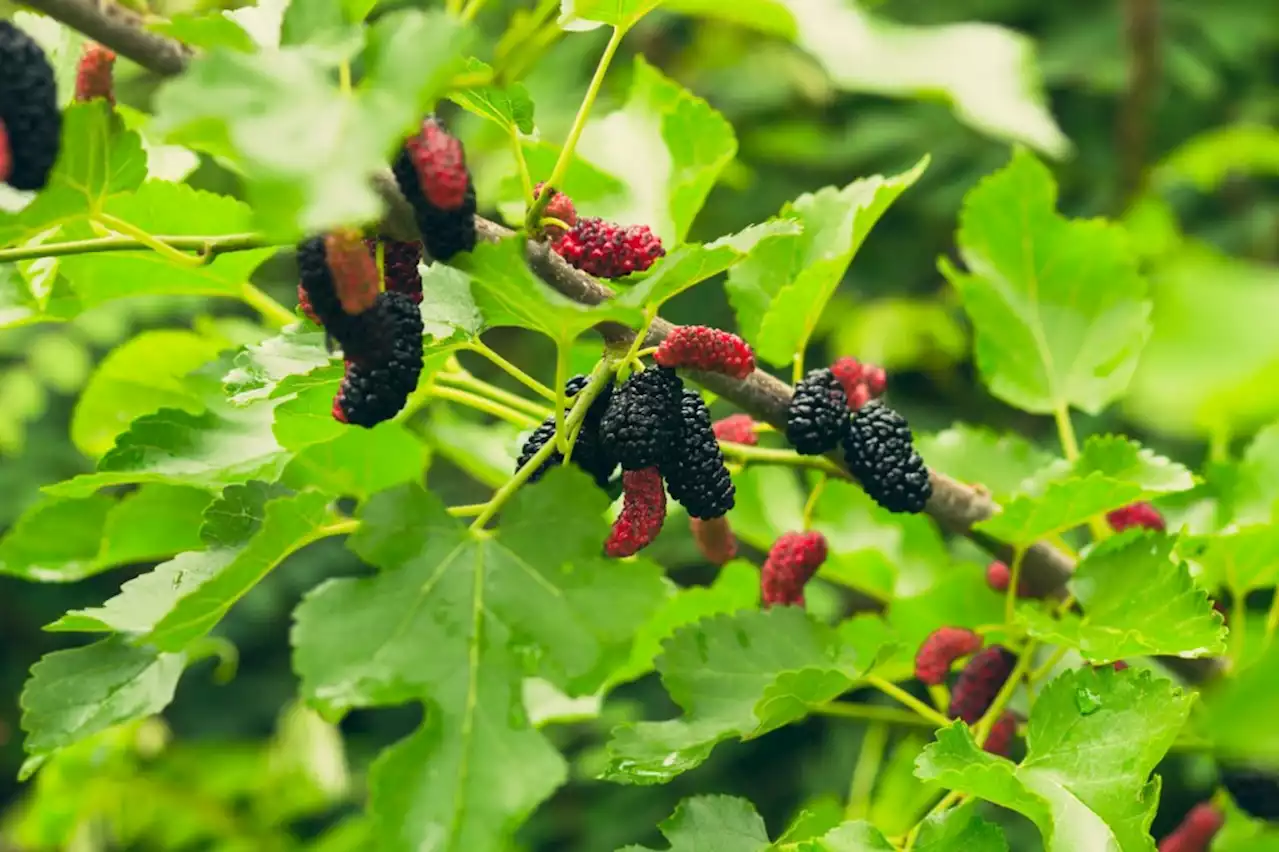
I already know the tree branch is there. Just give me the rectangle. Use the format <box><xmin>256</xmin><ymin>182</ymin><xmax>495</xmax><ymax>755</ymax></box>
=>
<box><xmin>19</xmin><ymin>0</ymin><xmax>1221</xmax><ymax>683</ymax></box>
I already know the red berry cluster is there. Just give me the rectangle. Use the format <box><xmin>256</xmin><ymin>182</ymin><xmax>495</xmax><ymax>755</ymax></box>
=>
<box><xmin>74</xmin><ymin>42</ymin><xmax>115</xmax><ymax>105</ymax></box>
<box><xmin>655</xmin><ymin>326</ymin><xmax>756</xmax><ymax>379</ymax></box>
<box><xmin>831</xmin><ymin>356</ymin><xmax>886</xmax><ymax>410</ymax></box>
<box><xmin>1157</xmin><ymin>802</ymin><xmax>1223</xmax><ymax>852</ymax></box>
<box><xmin>712</xmin><ymin>413</ymin><xmax>758</xmax><ymax>447</ymax></box>
<box><xmin>914</xmin><ymin>626</ymin><xmax>983</xmax><ymax>685</ymax></box>
<box><xmin>553</xmin><ymin>216</ymin><xmax>665</xmax><ymax>279</ymax></box>
<box><xmin>690</xmin><ymin>516</ymin><xmax>736</xmax><ymax>566</ymax></box>
<box><xmin>1106</xmin><ymin>501</ymin><xmax>1166</xmax><ymax>533</ymax></box>
<box><xmin>606</xmin><ymin>468</ymin><xmax>667</xmax><ymax>557</ymax></box>
<box><xmin>760</xmin><ymin>531</ymin><xmax>828</xmax><ymax>607</ymax></box>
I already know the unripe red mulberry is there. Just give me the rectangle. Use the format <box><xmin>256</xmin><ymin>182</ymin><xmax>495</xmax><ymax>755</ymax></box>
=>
<box><xmin>403</xmin><ymin>116</ymin><xmax>469</xmax><ymax>210</ymax></box>
<box><xmin>324</xmin><ymin>229</ymin><xmax>381</xmax><ymax>315</ymax></box>
<box><xmin>392</xmin><ymin>116</ymin><xmax>476</xmax><ymax>262</ymax></box>
<box><xmin>831</xmin><ymin>356</ymin><xmax>886</xmax><ymax>411</ymax></box>
<box><xmin>948</xmin><ymin>645</ymin><xmax>1016</xmax><ymax>724</ymax></box>
<box><xmin>712</xmin><ymin>413</ymin><xmax>757</xmax><ymax>446</ymax></box>
<box><xmin>982</xmin><ymin>711</ymin><xmax>1017</xmax><ymax>756</ymax></box>
<box><xmin>552</xmin><ymin>216</ymin><xmax>664</xmax><ymax>278</ymax></box>
<box><xmin>605</xmin><ymin>467</ymin><xmax>667</xmax><ymax>557</ymax></box>
<box><xmin>75</xmin><ymin>42</ymin><xmax>116</xmax><ymax>104</ymax></box>
<box><xmin>986</xmin><ymin>561</ymin><xmax>1032</xmax><ymax>597</ymax></box>
<box><xmin>760</xmin><ymin>531</ymin><xmax>827</xmax><ymax>608</ymax></box>
<box><xmin>914</xmin><ymin>627</ymin><xmax>983</xmax><ymax>685</ymax></box>
<box><xmin>0</xmin><ymin>21</ymin><xmax>62</xmax><ymax>191</ymax></box>
<box><xmin>534</xmin><ymin>182</ymin><xmax>577</xmax><ymax>240</ymax></box>
<box><xmin>654</xmin><ymin>326</ymin><xmax>755</xmax><ymax>379</ymax></box>
<box><xmin>1106</xmin><ymin>502</ymin><xmax>1165</xmax><ymax>533</ymax></box>
<box><xmin>690</xmin><ymin>516</ymin><xmax>736</xmax><ymax>566</ymax></box>
<box><xmin>1157</xmin><ymin>802</ymin><xmax>1223</xmax><ymax>852</ymax></box>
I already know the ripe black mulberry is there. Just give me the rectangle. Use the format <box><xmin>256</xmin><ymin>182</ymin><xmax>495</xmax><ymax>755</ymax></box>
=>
<box><xmin>515</xmin><ymin>375</ymin><xmax>617</xmax><ymax>488</ymax></box>
<box><xmin>0</xmin><ymin>21</ymin><xmax>62</xmax><ymax>191</ymax></box>
<box><xmin>660</xmin><ymin>389</ymin><xmax>734</xmax><ymax>520</ymax></box>
<box><xmin>842</xmin><ymin>401</ymin><xmax>931</xmax><ymax>514</ymax></box>
<box><xmin>785</xmin><ymin>368</ymin><xmax>848</xmax><ymax>456</ymax></box>
<box><xmin>599</xmin><ymin>366</ymin><xmax>683</xmax><ymax>470</ymax></box>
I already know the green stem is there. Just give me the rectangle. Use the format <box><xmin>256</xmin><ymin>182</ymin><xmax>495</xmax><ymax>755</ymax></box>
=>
<box><xmin>540</xmin><ymin>216</ymin><xmax>572</xmax><ymax>233</ymax></box>
<box><xmin>240</xmin><ymin>282</ymin><xmax>297</xmax><ymax>329</ymax></box>
<box><xmin>447</xmin><ymin>503</ymin><xmax>489</xmax><ymax>518</ymax></box>
<box><xmin>618</xmin><ymin>307</ymin><xmax>658</xmax><ymax>377</ymax></box>
<box><xmin>462</xmin><ymin>340</ymin><xmax>557</xmax><ymax>401</ymax></box>
<box><xmin>864</xmin><ymin>675</ymin><xmax>951</xmax><ymax>728</ymax></box>
<box><xmin>94</xmin><ymin>213</ymin><xmax>209</xmax><ymax>267</ymax></box>
<box><xmin>791</xmin><ymin>351</ymin><xmax>804</xmax><ymax>385</ymax></box>
<box><xmin>1053</xmin><ymin>402</ymin><xmax>1111</xmax><ymax>541</ymax></box>
<box><xmin>554</xmin><ymin>345</ymin><xmax>570</xmax><ymax>453</ymax></box>
<box><xmin>1230</xmin><ymin>593</ymin><xmax>1247</xmax><ymax>664</ymax></box>
<box><xmin>845</xmin><ymin>722</ymin><xmax>888</xmax><ymax>820</ymax></box>
<box><xmin>1005</xmin><ymin>545</ymin><xmax>1027</xmax><ymax>624</ymax></box>
<box><xmin>430</xmin><ymin>385</ymin><xmax>542</xmax><ymax>429</ymax></box>
<box><xmin>813</xmin><ymin>702</ymin><xmax>942</xmax><ymax>729</ymax></box>
<box><xmin>801</xmin><ymin>474</ymin><xmax>827</xmax><ymax>530</ymax></box>
<box><xmin>719</xmin><ymin>443</ymin><xmax>846</xmax><ymax>477</ymax></box>
<box><xmin>470</xmin><ymin>360</ymin><xmax>613</xmax><ymax>530</ymax></box>
<box><xmin>0</xmin><ymin>232</ymin><xmax>268</xmax><ymax>263</ymax></box>
<box><xmin>1265</xmin><ymin>588</ymin><xmax>1279</xmax><ymax>640</ymax></box>
<box><xmin>316</xmin><ymin>518</ymin><xmax>360</xmax><ymax>537</ymax></box>
<box><xmin>436</xmin><ymin>372</ymin><xmax>552</xmax><ymax>420</ymax></box>
<box><xmin>459</xmin><ymin>0</ymin><xmax>490</xmax><ymax>24</ymax></box>
<box><xmin>338</xmin><ymin>61</ymin><xmax>352</xmax><ymax>94</ymax></box>
<box><xmin>525</xmin><ymin>24</ymin><xmax>627</xmax><ymax>233</ymax></box>
<box><xmin>511</xmin><ymin>127</ymin><xmax>534</xmax><ymax>205</ymax></box>
<box><xmin>972</xmin><ymin>641</ymin><xmax>1037</xmax><ymax>745</ymax></box>
<box><xmin>448</xmin><ymin>68</ymin><xmax>495</xmax><ymax>89</ymax></box>
<box><xmin>1027</xmin><ymin>644</ymin><xmax>1069</xmax><ymax>683</ymax></box>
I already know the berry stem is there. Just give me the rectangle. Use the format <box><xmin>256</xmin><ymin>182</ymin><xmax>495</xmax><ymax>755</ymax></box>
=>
<box><xmin>93</xmin><ymin>213</ymin><xmax>210</xmax><ymax>267</ymax></box>
<box><xmin>0</xmin><ymin>231</ymin><xmax>269</xmax><ymax>262</ymax></box>
<box><xmin>554</xmin><ymin>344</ymin><xmax>571</xmax><ymax>453</ymax></box>
<box><xmin>429</xmin><ymin>384</ymin><xmax>543</xmax><ymax>429</ymax></box>
<box><xmin>791</xmin><ymin>351</ymin><xmax>804</xmax><ymax>386</ymax></box>
<box><xmin>510</xmin><ymin>127</ymin><xmax>534</xmax><ymax>204</ymax></box>
<box><xmin>801</xmin><ymin>474</ymin><xmax>827</xmax><ymax>530</ymax></box>
<box><xmin>461</xmin><ymin>340</ymin><xmax>558</xmax><ymax>402</ymax></box>
<box><xmin>446</xmin><ymin>502</ymin><xmax>489</xmax><ymax>518</ymax></box>
<box><xmin>1005</xmin><ymin>545</ymin><xmax>1028</xmax><ymax>623</ymax></box>
<box><xmin>436</xmin><ymin>372</ymin><xmax>552</xmax><ymax>420</ymax></box>
<box><xmin>459</xmin><ymin>0</ymin><xmax>489</xmax><ymax>24</ymax></box>
<box><xmin>864</xmin><ymin>675</ymin><xmax>951</xmax><ymax>728</ymax></box>
<box><xmin>469</xmin><ymin>359</ymin><xmax>614</xmax><ymax>530</ymax></box>
<box><xmin>539</xmin><ymin>216</ymin><xmax>571</xmax><ymax>233</ymax></box>
<box><xmin>338</xmin><ymin>61</ymin><xmax>352</xmax><ymax>94</ymax></box>
<box><xmin>1053</xmin><ymin>402</ymin><xmax>1112</xmax><ymax>541</ymax></box>
<box><xmin>525</xmin><ymin>24</ymin><xmax>627</xmax><ymax>233</ymax></box>
<box><xmin>844</xmin><ymin>721</ymin><xmax>887</xmax><ymax>820</ymax></box>
<box><xmin>1027</xmin><ymin>644</ymin><xmax>1069</xmax><ymax>683</ymax></box>
<box><xmin>971</xmin><ymin>641</ymin><xmax>1037</xmax><ymax>745</ymax></box>
<box><xmin>618</xmin><ymin>306</ymin><xmax>658</xmax><ymax>376</ymax></box>
<box><xmin>813</xmin><ymin>701</ymin><xmax>942</xmax><ymax>729</ymax></box>
<box><xmin>718</xmin><ymin>443</ymin><xmax>845</xmax><ymax>477</ymax></box>
<box><xmin>239</xmin><ymin>282</ymin><xmax>297</xmax><ymax>330</ymax></box>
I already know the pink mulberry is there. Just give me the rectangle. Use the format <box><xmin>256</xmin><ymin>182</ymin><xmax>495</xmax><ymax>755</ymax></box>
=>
<box><xmin>914</xmin><ymin>627</ymin><xmax>983</xmax><ymax>685</ymax></box>
<box><xmin>760</xmin><ymin>531</ymin><xmax>827</xmax><ymax>608</ymax></box>
<box><xmin>605</xmin><ymin>468</ymin><xmax>667</xmax><ymax>557</ymax></box>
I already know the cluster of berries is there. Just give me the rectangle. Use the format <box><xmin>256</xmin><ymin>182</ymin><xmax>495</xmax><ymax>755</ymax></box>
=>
<box><xmin>537</xmin><ymin>186</ymin><xmax>666</xmax><ymax>279</ymax></box>
<box><xmin>0</xmin><ymin>21</ymin><xmax>61</xmax><ymax>192</ymax></box>
<box><xmin>830</xmin><ymin>356</ymin><xmax>886</xmax><ymax>410</ymax></box>
<box><xmin>914</xmin><ymin>628</ymin><xmax>1018</xmax><ymax>755</ymax></box>
<box><xmin>296</xmin><ymin>231</ymin><xmax>424</xmax><ymax>427</ymax></box>
<box><xmin>786</xmin><ymin>364</ymin><xmax>931</xmax><ymax>514</ymax></box>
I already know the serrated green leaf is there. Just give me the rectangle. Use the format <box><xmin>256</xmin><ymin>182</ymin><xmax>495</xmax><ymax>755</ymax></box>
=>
<box><xmin>19</xmin><ymin>637</ymin><xmax>185</xmax><ymax>777</ymax></box>
<box><xmin>944</xmin><ymin>150</ymin><xmax>1150</xmax><ymax>414</ymax></box>
<box><xmin>917</xmin><ymin>424</ymin><xmax>1054</xmax><ymax>502</ymax></box>
<box><xmin>975</xmin><ymin>473</ymin><xmax>1149</xmax><ymax>545</ymax></box>
<box><xmin>419</xmin><ymin>262</ymin><xmax>483</xmax><ymax>339</ymax></box>
<box><xmin>617</xmin><ymin>795</ymin><xmax>769</xmax><ymax>852</ymax></box>
<box><xmin>281</xmin><ymin>422</ymin><xmax>428</xmax><ymax>501</ymax></box>
<box><xmin>914</xmin><ymin>801</ymin><xmax>1009</xmax><ymax>852</ymax></box>
<box><xmin>200</xmin><ymin>480</ymin><xmax>291</xmax><ymax>546</ymax></box>
<box><xmin>559</xmin><ymin>0</ymin><xmax>662</xmax><ymax>31</ymax></box>
<box><xmin>59</xmin><ymin>181</ymin><xmax>276</xmax><ymax>307</ymax></box>
<box><xmin>917</xmin><ymin>667</ymin><xmax>1193</xmax><ymax>852</ymax></box>
<box><xmin>1021</xmin><ymin>434</ymin><xmax>1195</xmax><ymax>497</ymax></box>
<box><xmin>292</xmin><ymin>469</ymin><xmax>665</xmax><ymax>850</ymax></box>
<box><xmin>223</xmin><ymin>329</ymin><xmax>333</xmax><ymax>403</ymax></box>
<box><xmin>457</xmin><ymin>236</ymin><xmax>642</xmax><ymax>342</ymax></box>
<box><xmin>71</xmin><ymin>330</ymin><xmax>224</xmax><ymax>458</ymax></box>
<box><xmin>578</xmin><ymin>56</ymin><xmax>736</xmax><ymax>245</ymax></box>
<box><xmin>1019</xmin><ymin>531</ymin><xmax>1226</xmax><ymax>662</ymax></box>
<box><xmin>1200</xmin><ymin>640</ymin><xmax>1278</xmax><ymax>766</ymax></box>
<box><xmin>448</xmin><ymin>58</ymin><xmax>535</xmax><ymax>134</ymax></box>
<box><xmin>148</xmin><ymin>12</ymin><xmax>257</xmax><ymax>52</ymax></box>
<box><xmin>0</xmin><ymin>486</ymin><xmax>210</xmax><ymax>582</ymax></box>
<box><xmin>603</xmin><ymin>607</ymin><xmax>888</xmax><ymax>784</ymax></box>
<box><xmin>1180</xmin><ymin>524</ymin><xmax>1278</xmax><ymax>596</ymax></box>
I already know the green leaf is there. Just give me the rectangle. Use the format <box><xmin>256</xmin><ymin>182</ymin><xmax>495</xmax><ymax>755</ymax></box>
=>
<box><xmin>603</xmin><ymin>608</ymin><xmax>889</xmax><ymax>784</ymax></box>
<box><xmin>291</xmin><ymin>469</ymin><xmax>665</xmax><ymax>849</ymax></box>
<box><xmin>1200</xmin><ymin>640</ymin><xmax>1277</xmax><ymax>766</ymax></box>
<box><xmin>976</xmin><ymin>473</ymin><xmax>1152</xmax><ymax>546</ymax></box>
<box><xmin>19</xmin><ymin>637</ymin><xmax>185</xmax><ymax>778</ymax></box>
<box><xmin>917</xmin><ymin>667</ymin><xmax>1194</xmax><ymax>852</ymax></box>
<box><xmin>419</xmin><ymin>262</ymin><xmax>484</xmax><ymax>340</ymax></box>
<box><xmin>1226</xmin><ymin>423</ymin><xmax>1280</xmax><ymax>526</ymax></box>
<box><xmin>1155</xmin><ymin>123</ymin><xmax>1279</xmax><ymax>193</ymax></box>
<box><xmin>0</xmin><ymin>486</ymin><xmax>210</xmax><ymax>582</ymax></box>
<box><xmin>59</xmin><ymin>181</ymin><xmax>276</xmax><ymax>307</ymax></box>
<box><xmin>559</xmin><ymin>0</ymin><xmax>662</xmax><ymax>32</ymax></box>
<box><xmin>448</xmin><ymin>58</ymin><xmax>535</xmax><ymax>134</ymax></box>
<box><xmin>281</xmin><ymin>422</ymin><xmax>428</xmax><ymax>501</ymax></box>
<box><xmin>913</xmin><ymin>801</ymin><xmax>1008</xmax><ymax>852</ymax></box>
<box><xmin>199</xmin><ymin>480</ymin><xmax>292</xmax><ymax>547</ymax></box>
<box><xmin>1021</xmin><ymin>434</ymin><xmax>1196</xmax><ymax>497</ymax></box>
<box><xmin>46</xmin><ymin>400</ymin><xmax>289</xmax><ymax>498</ymax></box>
<box><xmin>917</xmin><ymin>424</ymin><xmax>1054</xmax><ymax>502</ymax></box>
<box><xmin>578</xmin><ymin>56</ymin><xmax>736</xmax><ymax>245</ymax></box>
<box><xmin>1019</xmin><ymin>531</ymin><xmax>1226</xmax><ymax>663</ymax></box>
<box><xmin>223</xmin><ymin>329</ymin><xmax>334</xmax><ymax>404</ymax></box>
<box><xmin>726</xmin><ymin>158</ymin><xmax>926</xmax><ymax>366</ymax></box>
<box><xmin>457</xmin><ymin>236</ymin><xmax>642</xmax><ymax>342</ymax></box>
<box><xmin>943</xmin><ymin>149</ymin><xmax>1150</xmax><ymax>415</ymax></box>
<box><xmin>1179</xmin><ymin>524</ymin><xmax>1278</xmax><ymax>596</ymax></box>
<box><xmin>280</xmin><ymin>0</ymin><xmax>348</xmax><ymax>46</ymax></box>
<box><xmin>71</xmin><ymin>330</ymin><xmax>225</xmax><ymax>458</ymax></box>
<box><xmin>148</xmin><ymin>12</ymin><xmax>258</xmax><ymax>53</ymax></box>
<box><xmin>617</xmin><ymin>795</ymin><xmax>769</xmax><ymax>852</ymax></box>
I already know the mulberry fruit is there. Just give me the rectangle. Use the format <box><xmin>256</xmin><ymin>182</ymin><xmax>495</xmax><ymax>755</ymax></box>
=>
<box><xmin>1106</xmin><ymin>502</ymin><xmax>1165</xmax><ymax>533</ymax></box>
<box><xmin>392</xmin><ymin>116</ymin><xmax>476</xmax><ymax>262</ymax></box>
<box><xmin>365</xmin><ymin>237</ymin><xmax>424</xmax><ymax>303</ymax></box>
<box><xmin>660</xmin><ymin>389</ymin><xmax>735</xmax><ymax>520</ymax></box>
<box><xmin>914</xmin><ymin>627</ymin><xmax>983</xmax><ymax>686</ymax></box>
<box><xmin>74</xmin><ymin>42</ymin><xmax>115</xmax><ymax>104</ymax></box>
<box><xmin>712</xmin><ymin>413</ymin><xmax>757</xmax><ymax>447</ymax></box>
<box><xmin>515</xmin><ymin>375</ymin><xmax>617</xmax><ymax>488</ymax></box>
<box><xmin>298</xmin><ymin>236</ymin><xmax>351</xmax><ymax>335</ymax></box>
<box><xmin>760</xmin><ymin>531</ymin><xmax>827</xmax><ymax>608</ymax></box>
<box><xmin>655</xmin><ymin>326</ymin><xmax>755</xmax><ymax>379</ymax></box>
<box><xmin>1220</xmin><ymin>765</ymin><xmax>1279</xmax><ymax>821</ymax></box>
<box><xmin>831</xmin><ymin>356</ymin><xmax>886</xmax><ymax>411</ymax></box>
<box><xmin>690</xmin><ymin>516</ymin><xmax>736</xmax><ymax>566</ymax></box>
<box><xmin>552</xmin><ymin>216</ymin><xmax>664</xmax><ymax>278</ymax></box>
<box><xmin>948</xmin><ymin>646</ymin><xmax>1016</xmax><ymax>725</ymax></box>
<box><xmin>605</xmin><ymin>467</ymin><xmax>667</xmax><ymax>557</ymax></box>
<box><xmin>982</xmin><ymin>711</ymin><xmax>1017</xmax><ymax>756</ymax></box>
<box><xmin>297</xmin><ymin>283</ymin><xmax>321</xmax><ymax>324</ymax></box>
<box><xmin>534</xmin><ymin>182</ymin><xmax>577</xmax><ymax>240</ymax></box>
<box><xmin>986</xmin><ymin>561</ymin><xmax>1032</xmax><ymax>597</ymax></box>
<box><xmin>842</xmin><ymin>401</ymin><xmax>932</xmax><ymax>514</ymax></box>
<box><xmin>325</xmin><ymin>229</ymin><xmax>381</xmax><ymax>315</ymax></box>
<box><xmin>332</xmin><ymin>291</ymin><xmax>424</xmax><ymax>427</ymax></box>
<box><xmin>599</xmin><ymin>366</ymin><xmax>683</xmax><ymax>470</ymax></box>
<box><xmin>0</xmin><ymin>21</ymin><xmax>61</xmax><ymax>191</ymax></box>
<box><xmin>1157</xmin><ymin>802</ymin><xmax>1224</xmax><ymax>852</ymax></box>
<box><xmin>785</xmin><ymin>368</ymin><xmax>848</xmax><ymax>456</ymax></box>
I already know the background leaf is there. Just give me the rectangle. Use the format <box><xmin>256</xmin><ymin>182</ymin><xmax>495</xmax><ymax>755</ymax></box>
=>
<box><xmin>917</xmin><ymin>424</ymin><xmax>1054</xmax><ymax>502</ymax></box>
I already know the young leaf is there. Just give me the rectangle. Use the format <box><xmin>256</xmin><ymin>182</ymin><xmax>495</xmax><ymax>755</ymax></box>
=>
<box><xmin>943</xmin><ymin>149</ymin><xmax>1150</xmax><ymax>415</ymax></box>
<box><xmin>617</xmin><ymin>795</ymin><xmax>770</xmax><ymax>852</ymax></box>
<box><xmin>1020</xmin><ymin>434</ymin><xmax>1195</xmax><ymax>497</ymax></box>
<box><xmin>560</xmin><ymin>0</ymin><xmax>662</xmax><ymax>32</ymax></box>
<box><xmin>726</xmin><ymin>158</ymin><xmax>926</xmax><ymax>367</ymax></box>
<box><xmin>418</xmin><ymin>262</ymin><xmax>484</xmax><ymax>340</ymax></box>
<box><xmin>448</xmin><ymin>58</ymin><xmax>535</xmax><ymax>134</ymax></box>
<box><xmin>19</xmin><ymin>637</ymin><xmax>185</xmax><ymax>778</ymax></box>
<box><xmin>1018</xmin><ymin>531</ymin><xmax>1226</xmax><ymax>662</ymax></box>
<box><xmin>223</xmin><ymin>329</ymin><xmax>333</xmax><ymax>404</ymax></box>
<box><xmin>916</xmin><ymin>667</ymin><xmax>1194</xmax><ymax>852</ymax></box>
<box><xmin>281</xmin><ymin>422</ymin><xmax>428</xmax><ymax>501</ymax></box>
<box><xmin>200</xmin><ymin>480</ymin><xmax>292</xmax><ymax>547</ymax></box>
<box><xmin>291</xmin><ymin>469</ymin><xmax>665</xmax><ymax>849</ymax></box>
<box><xmin>976</xmin><ymin>473</ymin><xmax>1154</xmax><ymax>546</ymax></box>
<box><xmin>148</xmin><ymin>13</ymin><xmax>258</xmax><ymax>53</ymax></box>
<box><xmin>917</xmin><ymin>424</ymin><xmax>1054</xmax><ymax>502</ymax></box>
<box><xmin>914</xmin><ymin>801</ymin><xmax>1009</xmax><ymax>852</ymax></box>
<box><xmin>577</xmin><ymin>56</ymin><xmax>736</xmax><ymax>245</ymax></box>
<box><xmin>603</xmin><ymin>607</ymin><xmax>889</xmax><ymax>784</ymax></box>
